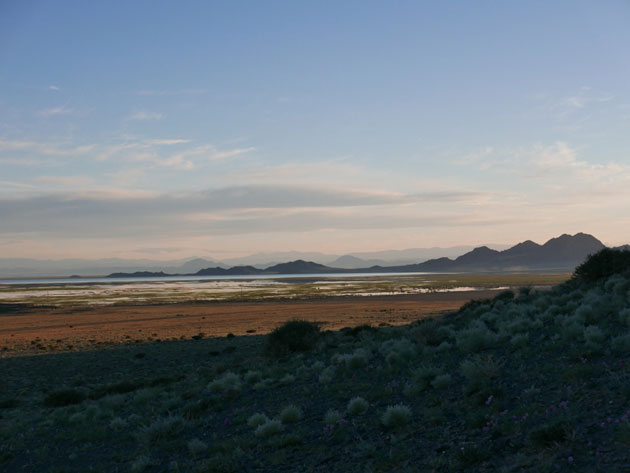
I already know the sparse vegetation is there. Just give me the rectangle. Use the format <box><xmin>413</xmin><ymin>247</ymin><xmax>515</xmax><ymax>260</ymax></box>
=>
<box><xmin>5</xmin><ymin>254</ymin><xmax>630</xmax><ymax>471</ymax></box>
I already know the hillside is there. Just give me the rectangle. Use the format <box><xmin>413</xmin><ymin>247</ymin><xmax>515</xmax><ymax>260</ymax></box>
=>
<box><xmin>3</xmin><ymin>249</ymin><xmax>630</xmax><ymax>471</ymax></box>
<box><xmin>415</xmin><ymin>232</ymin><xmax>605</xmax><ymax>272</ymax></box>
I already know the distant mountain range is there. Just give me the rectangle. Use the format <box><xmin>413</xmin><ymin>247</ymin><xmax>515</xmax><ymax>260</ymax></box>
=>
<box><xmin>108</xmin><ymin>233</ymin><xmax>607</xmax><ymax>278</ymax></box>
<box><xmin>0</xmin><ymin>245</ymin><xmax>507</xmax><ymax>278</ymax></box>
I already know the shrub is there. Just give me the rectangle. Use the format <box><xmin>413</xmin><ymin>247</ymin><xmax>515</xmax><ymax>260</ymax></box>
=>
<box><xmin>344</xmin><ymin>324</ymin><xmax>377</xmax><ymax>338</ymax></box>
<box><xmin>381</xmin><ymin>338</ymin><xmax>417</xmax><ymax>365</ymax></box>
<box><xmin>265</xmin><ymin>319</ymin><xmax>321</xmax><ymax>358</ymax></box>
<box><xmin>187</xmin><ymin>438</ymin><xmax>208</xmax><ymax>455</ymax></box>
<box><xmin>333</xmin><ymin>348</ymin><xmax>370</xmax><ymax>369</ymax></box>
<box><xmin>575</xmin><ymin>304</ymin><xmax>596</xmax><ymax>324</ymax></box>
<box><xmin>381</xmin><ymin>404</ymin><xmax>412</xmax><ymax>428</ymax></box>
<box><xmin>431</xmin><ymin>374</ymin><xmax>452</xmax><ymax>390</ymax></box>
<box><xmin>612</xmin><ymin>334</ymin><xmax>630</xmax><ymax>353</ymax></box>
<box><xmin>43</xmin><ymin>388</ymin><xmax>86</xmax><ymax>407</ymax></box>
<box><xmin>247</xmin><ymin>413</ymin><xmax>269</xmax><ymax>428</ymax></box>
<box><xmin>456</xmin><ymin>323</ymin><xmax>497</xmax><ymax>353</ymax></box>
<box><xmin>510</xmin><ymin>333</ymin><xmax>529</xmax><ymax>349</ymax></box>
<box><xmin>460</xmin><ymin>355</ymin><xmax>499</xmax><ymax>391</ymax></box>
<box><xmin>136</xmin><ymin>415</ymin><xmax>186</xmax><ymax>446</ymax></box>
<box><xmin>413</xmin><ymin>320</ymin><xmax>451</xmax><ymax>346</ymax></box>
<box><xmin>130</xmin><ymin>455</ymin><xmax>155</xmax><ymax>473</ymax></box>
<box><xmin>254</xmin><ymin>418</ymin><xmax>284</xmax><ymax>438</ymax></box>
<box><xmin>619</xmin><ymin>308</ymin><xmax>630</xmax><ymax>327</ymax></box>
<box><xmin>109</xmin><ymin>416</ymin><xmax>128</xmax><ymax>431</ymax></box>
<box><xmin>323</xmin><ymin>409</ymin><xmax>342</xmax><ymax>424</ymax></box>
<box><xmin>279</xmin><ymin>374</ymin><xmax>295</xmax><ymax>385</ymax></box>
<box><xmin>279</xmin><ymin>404</ymin><xmax>303</xmax><ymax>423</ymax></box>
<box><xmin>560</xmin><ymin>318</ymin><xmax>584</xmax><ymax>341</ymax></box>
<box><xmin>493</xmin><ymin>290</ymin><xmax>515</xmax><ymax>303</ymax></box>
<box><xmin>410</xmin><ymin>365</ymin><xmax>440</xmax><ymax>391</ymax></box>
<box><xmin>253</xmin><ymin>378</ymin><xmax>273</xmax><ymax>391</ymax></box>
<box><xmin>347</xmin><ymin>396</ymin><xmax>369</xmax><ymax>416</ymax></box>
<box><xmin>319</xmin><ymin>366</ymin><xmax>335</xmax><ymax>384</ymax></box>
<box><xmin>244</xmin><ymin>370</ymin><xmax>262</xmax><ymax>383</ymax></box>
<box><xmin>583</xmin><ymin>325</ymin><xmax>605</xmax><ymax>344</ymax></box>
<box><xmin>573</xmin><ymin>248</ymin><xmax>630</xmax><ymax>282</ymax></box>
<box><xmin>207</xmin><ymin>371</ymin><xmax>242</xmax><ymax>394</ymax></box>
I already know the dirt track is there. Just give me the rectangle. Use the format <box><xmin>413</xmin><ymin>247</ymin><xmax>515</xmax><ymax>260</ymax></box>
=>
<box><xmin>0</xmin><ymin>290</ymin><xmax>502</xmax><ymax>357</ymax></box>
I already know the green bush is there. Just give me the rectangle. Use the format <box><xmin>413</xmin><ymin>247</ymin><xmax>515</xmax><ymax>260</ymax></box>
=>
<box><xmin>323</xmin><ymin>409</ymin><xmax>342</xmax><ymax>424</ymax></box>
<box><xmin>493</xmin><ymin>290</ymin><xmax>515</xmax><ymax>303</ymax></box>
<box><xmin>247</xmin><ymin>413</ymin><xmax>269</xmax><ymax>428</ymax></box>
<box><xmin>279</xmin><ymin>404</ymin><xmax>303</xmax><ymax>423</ymax></box>
<box><xmin>347</xmin><ymin>396</ymin><xmax>369</xmax><ymax>416</ymax></box>
<box><xmin>460</xmin><ymin>355</ymin><xmax>499</xmax><ymax>391</ymax></box>
<box><xmin>136</xmin><ymin>415</ymin><xmax>185</xmax><ymax>446</ymax></box>
<box><xmin>381</xmin><ymin>404</ymin><xmax>412</xmax><ymax>428</ymax></box>
<box><xmin>254</xmin><ymin>418</ymin><xmax>284</xmax><ymax>438</ymax></box>
<box><xmin>456</xmin><ymin>324</ymin><xmax>498</xmax><ymax>353</ymax></box>
<box><xmin>264</xmin><ymin>319</ymin><xmax>321</xmax><ymax>358</ymax></box>
<box><xmin>431</xmin><ymin>374</ymin><xmax>452</xmax><ymax>390</ymax></box>
<box><xmin>573</xmin><ymin>248</ymin><xmax>630</xmax><ymax>282</ymax></box>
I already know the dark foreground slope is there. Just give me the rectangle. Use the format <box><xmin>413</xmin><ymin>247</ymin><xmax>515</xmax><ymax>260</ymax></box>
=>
<box><xmin>3</xmin><ymin>249</ymin><xmax>630</xmax><ymax>472</ymax></box>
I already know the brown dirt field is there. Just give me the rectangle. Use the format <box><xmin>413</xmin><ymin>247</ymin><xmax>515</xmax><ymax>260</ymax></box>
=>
<box><xmin>0</xmin><ymin>290</ymin><xmax>503</xmax><ymax>357</ymax></box>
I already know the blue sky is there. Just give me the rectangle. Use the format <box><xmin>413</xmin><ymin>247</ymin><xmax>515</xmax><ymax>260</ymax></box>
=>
<box><xmin>1</xmin><ymin>1</ymin><xmax>629</xmax><ymax>259</ymax></box>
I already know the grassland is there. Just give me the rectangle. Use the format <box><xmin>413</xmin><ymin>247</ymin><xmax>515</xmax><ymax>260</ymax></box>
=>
<box><xmin>3</xmin><ymin>269</ymin><xmax>630</xmax><ymax>471</ymax></box>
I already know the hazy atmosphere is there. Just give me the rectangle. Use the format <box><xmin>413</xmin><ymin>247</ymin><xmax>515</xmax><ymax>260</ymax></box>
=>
<box><xmin>1</xmin><ymin>1</ymin><xmax>629</xmax><ymax>260</ymax></box>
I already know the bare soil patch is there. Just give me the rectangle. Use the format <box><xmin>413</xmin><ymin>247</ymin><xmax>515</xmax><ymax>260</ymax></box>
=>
<box><xmin>0</xmin><ymin>290</ymin><xmax>501</xmax><ymax>357</ymax></box>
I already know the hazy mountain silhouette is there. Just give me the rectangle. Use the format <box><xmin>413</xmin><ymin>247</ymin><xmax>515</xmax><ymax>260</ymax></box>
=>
<box><xmin>413</xmin><ymin>233</ymin><xmax>605</xmax><ymax>271</ymax></box>
<box><xmin>103</xmin><ymin>233</ymin><xmax>607</xmax><ymax>278</ymax></box>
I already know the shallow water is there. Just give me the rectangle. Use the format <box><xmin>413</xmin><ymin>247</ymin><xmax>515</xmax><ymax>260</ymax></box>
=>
<box><xmin>0</xmin><ymin>273</ymin><xmax>510</xmax><ymax>306</ymax></box>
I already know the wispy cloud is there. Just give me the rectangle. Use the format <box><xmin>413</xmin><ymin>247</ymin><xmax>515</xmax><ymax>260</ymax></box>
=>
<box><xmin>37</xmin><ymin>106</ymin><xmax>75</xmax><ymax>117</ymax></box>
<box><xmin>159</xmin><ymin>145</ymin><xmax>255</xmax><ymax>169</ymax></box>
<box><xmin>562</xmin><ymin>86</ymin><xmax>613</xmax><ymax>110</ymax></box>
<box><xmin>33</xmin><ymin>175</ymin><xmax>95</xmax><ymax>188</ymax></box>
<box><xmin>136</xmin><ymin>89</ymin><xmax>207</xmax><ymax>96</ymax></box>
<box><xmin>0</xmin><ymin>185</ymin><xmax>496</xmax><ymax>238</ymax></box>
<box><xmin>48</xmin><ymin>85</ymin><xmax>60</xmax><ymax>91</ymax></box>
<box><xmin>0</xmin><ymin>139</ymin><xmax>94</xmax><ymax>157</ymax></box>
<box><xmin>126</xmin><ymin>111</ymin><xmax>163</xmax><ymax>121</ymax></box>
<box><xmin>0</xmin><ymin>180</ymin><xmax>36</xmax><ymax>189</ymax></box>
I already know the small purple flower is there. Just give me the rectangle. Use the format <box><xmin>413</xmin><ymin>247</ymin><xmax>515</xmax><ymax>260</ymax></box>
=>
<box><xmin>567</xmin><ymin>456</ymin><xmax>574</xmax><ymax>463</ymax></box>
<box><xmin>223</xmin><ymin>417</ymin><xmax>232</xmax><ymax>426</ymax></box>
<box><xmin>485</xmin><ymin>395</ymin><xmax>493</xmax><ymax>406</ymax></box>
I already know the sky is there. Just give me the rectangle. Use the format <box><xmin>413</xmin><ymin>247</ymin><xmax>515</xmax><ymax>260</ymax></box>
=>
<box><xmin>1</xmin><ymin>1</ymin><xmax>629</xmax><ymax>260</ymax></box>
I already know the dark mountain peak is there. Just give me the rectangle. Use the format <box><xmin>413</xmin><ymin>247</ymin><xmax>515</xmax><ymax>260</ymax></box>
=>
<box><xmin>454</xmin><ymin>246</ymin><xmax>500</xmax><ymax>265</ymax></box>
<box><xmin>539</xmin><ymin>233</ymin><xmax>605</xmax><ymax>262</ymax></box>
<box><xmin>503</xmin><ymin>240</ymin><xmax>541</xmax><ymax>255</ymax></box>
<box><xmin>543</xmin><ymin>232</ymin><xmax>602</xmax><ymax>248</ymax></box>
<box><xmin>265</xmin><ymin>260</ymin><xmax>333</xmax><ymax>274</ymax></box>
<box><xmin>196</xmin><ymin>265</ymin><xmax>262</xmax><ymax>275</ymax></box>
